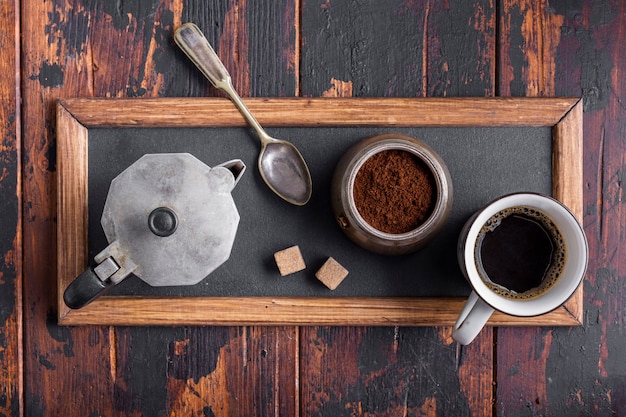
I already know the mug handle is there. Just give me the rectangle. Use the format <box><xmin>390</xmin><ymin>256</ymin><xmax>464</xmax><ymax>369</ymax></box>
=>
<box><xmin>452</xmin><ymin>291</ymin><xmax>495</xmax><ymax>345</ymax></box>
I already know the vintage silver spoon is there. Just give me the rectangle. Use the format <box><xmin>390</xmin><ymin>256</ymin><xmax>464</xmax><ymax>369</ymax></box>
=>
<box><xmin>174</xmin><ymin>22</ymin><xmax>312</xmax><ymax>206</ymax></box>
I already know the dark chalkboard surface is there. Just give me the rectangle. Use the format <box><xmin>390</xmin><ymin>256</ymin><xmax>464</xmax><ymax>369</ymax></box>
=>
<box><xmin>87</xmin><ymin>126</ymin><xmax>552</xmax><ymax>298</ymax></box>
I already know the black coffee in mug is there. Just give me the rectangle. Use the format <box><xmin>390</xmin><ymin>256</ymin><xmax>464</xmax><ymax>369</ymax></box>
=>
<box><xmin>474</xmin><ymin>206</ymin><xmax>567</xmax><ymax>299</ymax></box>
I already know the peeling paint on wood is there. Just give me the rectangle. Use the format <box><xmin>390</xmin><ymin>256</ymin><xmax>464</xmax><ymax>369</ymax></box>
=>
<box><xmin>321</xmin><ymin>77</ymin><xmax>353</xmax><ymax>97</ymax></box>
<box><xmin>301</xmin><ymin>327</ymin><xmax>481</xmax><ymax>416</ymax></box>
<box><xmin>499</xmin><ymin>0</ymin><xmax>564</xmax><ymax>96</ymax></box>
<box><xmin>165</xmin><ymin>327</ymin><xmax>298</xmax><ymax>416</ymax></box>
<box><xmin>497</xmin><ymin>1</ymin><xmax>626</xmax><ymax>416</ymax></box>
<box><xmin>10</xmin><ymin>0</ymin><xmax>626</xmax><ymax>415</ymax></box>
<box><xmin>0</xmin><ymin>0</ymin><xmax>21</xmax><ymax>415</ymax></box>
<box><xmin>22</xmin><ymin>2</ymin><xmax>300</xmax><ymax>416</ymax></box>
<box><xmin>300</xmin><ymin>2</ymin><xmax>496</xmax><ymax>416</ymax></box>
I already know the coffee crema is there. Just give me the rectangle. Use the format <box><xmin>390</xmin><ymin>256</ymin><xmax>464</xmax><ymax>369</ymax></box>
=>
<box><xmin>474</xmin><ymin>206</ymin><xmax>567</xmax><ymax>300</ymax></box>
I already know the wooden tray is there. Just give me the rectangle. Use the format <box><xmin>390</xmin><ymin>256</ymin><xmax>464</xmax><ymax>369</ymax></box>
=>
<box><xmin>57</xmin><ymin>97</ymin><xmax>583</xmax><ymax>326</ymax></box>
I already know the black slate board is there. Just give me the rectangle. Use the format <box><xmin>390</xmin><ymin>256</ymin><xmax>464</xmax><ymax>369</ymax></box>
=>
<box><xmin>87</xmin><ymin>126</ymin><xmax>552</xmax><ymax>298</ymax></box>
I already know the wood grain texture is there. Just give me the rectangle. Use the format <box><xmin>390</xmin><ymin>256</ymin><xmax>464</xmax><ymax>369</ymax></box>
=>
<box><xmin>551</xmin><ymin>98</ymin><xmax>584</xmax><ymax>323</ymax></box>
<box><xmin>109</xmin><ymin>326</ymin><xmax>298</xmax><ymax>416</ymax></box>
<box><xmin>496</xmin><ymin>3</ymin><xmax>565</xmax><ymax>415</ymax></box>
<box><xmin>56</xmin><ymin>103</ymin><xmax>89</xmax><ymax>316</ymax></box>
<box><xmin>499</xmin><ymin>0</ymin><xmax>564</xmax><ymax>97</ymax></box>
<box><xmin>299</xmin><ymin>1</ymin><xmax>498</xmax><ymax>416</ymax></box>
<box><xmin>13</xmin><ymin>0</ymin><xmax>626</xmax><ymax>415</ymax></box>
<box><xmin>301</xmin><ymin>0</ymin><xmax>429</xmax><ymax>97</ymax></box>
<box><xmin>58</xmin><ymin>96</ymin><xmax>577</xmax><ymax>127</ymax></box>
<box><xmin>25</xmin><ymin>1</ymin><xmax>299</xmax><ymax>416</ymax></box>
<box><xmin>551</xmin><ymin>1</ymin><xmax>626</xmax><ymax>414</ymax></box>
<box><xmin>0</xmin><ymin>0</ymin><xmax>22</xmax><ymax>416</ymax></box>
<box><xmin>22</xmin><ymin>1</ymin><xmax>118</xmax><ymax>415</ymax></box>
<box><xmin>300</xmin><ymin>327</ymin><xmax>487</xmax><ymax>416</ymax></box>
<box><xmin>58</xmin><ymin>296</ymin><xmax>586</xmax><ymax>327</ymax></box>
<box><xmin>497</xmin><ymin>1</ymin><xmax>626</xmax><ymax>416</ymax></box>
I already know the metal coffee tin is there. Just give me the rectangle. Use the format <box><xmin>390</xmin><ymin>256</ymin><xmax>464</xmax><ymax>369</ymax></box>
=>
<box><xmin>330</xmin><ymin>133</ymin><xmax>453</xmax><ymax>255</ymax></box>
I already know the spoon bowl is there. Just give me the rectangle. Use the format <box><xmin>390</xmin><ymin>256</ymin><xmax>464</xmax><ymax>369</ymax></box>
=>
<box><xmin>174</xmin><ymin>22</ymin><xmax>312</xmax><ymax>205</ymax></box>
<box><xmin>260</xmin><ymin>141</ymin><xmax>311</xmax><ymax>204</ymax></box>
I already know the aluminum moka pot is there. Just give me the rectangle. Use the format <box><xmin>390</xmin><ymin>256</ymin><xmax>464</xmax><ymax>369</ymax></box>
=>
<box><xmin>63</xmin><ymin>153</ymin><xmax>245</xmax><ymax>309</ymax></box>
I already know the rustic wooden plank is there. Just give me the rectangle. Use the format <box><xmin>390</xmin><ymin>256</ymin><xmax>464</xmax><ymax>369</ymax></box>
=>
<box><xmin>109</xmin><ymin>325</ymin><xmax>299</xmax><ymax>417</ymax></box>
<box><xmin>552</xmin><ymin>99</ymin><xmax>584</xmax><ymax>323</ymax></box>
<box><xmin>56</xmin><ymin>103</ymin><xmax>89</xmax><ymax>318</ymax></box>
<box><xmin>301</xmin><ymin>1</ymin><xmax>427</xmax><ymax>97</ymax></box>
<box><xmin>21</xmin><ymin>1</ymin><xmax>625</xmax><ymax>416</ymax></box>
<box><xmin>498</xmin><ymin>0</ymin><xmax>565</xmax><ymax>97</ymax></box>
<box><xmin>550</xmin><ymin>1</ymin><xmax>626</xmax><ymax>414</ymax></box>
<box><xmin>59</xmin><ymin>96</ymin><xmax>577</xmax><ymax>127</ymax></box>
<box><xmin>299</xmin><ymin>1</ymin><xmax>497</xmax><ymax>416</ymax></box>
<box><xmin>497</xmin><ymin>1</ymin><xmax>626</xmax><ymax>415</ymax></box>
<box><xmin>26</xmin><ymin>1</ymin><xmax>300</xmax><ymax>416</ymax></box>
<box><xmin>170</xmin><ymin>5</ymin><xmax>300</xmax><ymax>416</ymax></box>
<box><xmin>456</xmin><ymin>327</ymin><xmax>494</xmax><ymax>417</ymax></box>
<box><xmin>0</xmin><ymin>0</ymin><xmax>22</xmax><ymax>415</ymax></box>
<box><xmin>164</xmin><ymin>326</ymin><xmax>298</xmax><ymax>416</ymax></box>
<box><xmin>58</xmin><ymin>296</ymin><xmax>583</xmax><ymax>327</ymax></box>
<box><xmin>424</xmin><ymin>0</ymin><xmax>496</xmax><ymax>98</ymax></box>
<box><xmin>21</xmin><ymin>0</ymin><xmax>117</xmax><ymax>415</ymax></box>
<box><xmin>300</xmin><ymin>326</ymin><xmax>494</xmax><ymax>416</ymax></box>
<box><xmin>496</xmin><ymin>3</ymin><xmax>565</xmax><ymax>416</ymax></box>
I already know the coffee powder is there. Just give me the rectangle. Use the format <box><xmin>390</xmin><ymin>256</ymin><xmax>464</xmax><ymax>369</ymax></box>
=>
<box><xmin>353</xmin><ymin>150</ymin><xmax>436</xmax><ymax>234</ymax></box>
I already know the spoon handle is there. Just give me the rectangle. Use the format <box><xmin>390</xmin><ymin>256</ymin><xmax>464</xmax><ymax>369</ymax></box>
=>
<box><xmin>174</xmin><ymin>23</ymin><xmax>272</xmax><ymax>143</ymax></box>
<box><xmin>174</xmin><ymin>23</ymin><xmax>232</xmax><ymax>90</ymax></box>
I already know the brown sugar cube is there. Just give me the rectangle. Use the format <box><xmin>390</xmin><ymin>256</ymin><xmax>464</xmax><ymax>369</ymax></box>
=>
<box><xmin>315</xmin><ymin>257</ymin><xmax>349</xmax><ymax>290</ymax></box>
<box><xmin>274</xmin><ymin>245</ymin><xmax>306</xmax><ymax>276</ymax></box>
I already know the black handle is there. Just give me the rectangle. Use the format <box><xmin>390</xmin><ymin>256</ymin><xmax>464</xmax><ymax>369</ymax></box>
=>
<box><xmin>63</xmin><ymin>266</ymin><xmax>113</xmax><ymax>309</ymax></box>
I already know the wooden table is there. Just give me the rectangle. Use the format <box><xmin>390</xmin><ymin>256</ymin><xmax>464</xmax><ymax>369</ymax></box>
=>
<box><xmin>1</xmin><ymin>1</ymin><xmax>625</xmax><ymax>415</ymax></box>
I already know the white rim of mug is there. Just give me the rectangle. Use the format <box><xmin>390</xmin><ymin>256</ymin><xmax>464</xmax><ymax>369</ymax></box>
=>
<box><xmin>462</xmin><ymin>192</ymin><xmax>588</xmax><ymax>317</ymax></box>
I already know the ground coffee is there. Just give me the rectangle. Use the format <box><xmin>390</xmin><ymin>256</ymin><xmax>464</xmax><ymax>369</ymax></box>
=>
<box><xmin>353</xmin><ymin>150</ymin><xmax>436</xmax><ymax>234</ymax></box>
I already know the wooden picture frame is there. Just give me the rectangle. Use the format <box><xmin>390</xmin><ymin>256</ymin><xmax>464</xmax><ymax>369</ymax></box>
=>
<box><xmin>57</xmin><ymin>97</ymin><xmax>583</xmax><ymax>326</ymax></box>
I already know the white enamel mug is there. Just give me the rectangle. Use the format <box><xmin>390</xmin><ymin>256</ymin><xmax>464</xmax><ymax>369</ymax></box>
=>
<box><xmin>452</xmin><ymin>193</ymin><xmax>588</xmax><ymax>345</ymax></box>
